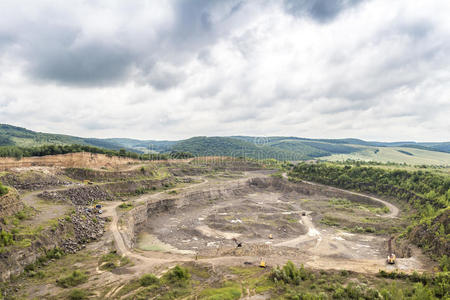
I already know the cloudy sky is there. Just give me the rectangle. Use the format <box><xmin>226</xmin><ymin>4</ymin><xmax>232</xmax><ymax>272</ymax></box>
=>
<box><xmin>0</xmin><ymin>0</ymin><xmax>449</xmax><ymax>141</ymax></box>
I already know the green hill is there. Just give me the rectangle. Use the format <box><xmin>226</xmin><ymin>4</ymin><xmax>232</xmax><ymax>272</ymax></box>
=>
<box><xmin>0</xmin><ymin>124</ymin><xmax>135</xmax><ymax>152</ymax></box>
<box><xmin>1</xmin><ymin>124</ymin><xmax>449</xmax><ymax>165</ymax></box>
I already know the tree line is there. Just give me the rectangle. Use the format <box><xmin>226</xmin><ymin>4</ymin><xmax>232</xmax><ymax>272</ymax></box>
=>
<box><xmin>0</xmin><ymin>144</ymin><xmax>194</xmax><ymax>161</ymax></box>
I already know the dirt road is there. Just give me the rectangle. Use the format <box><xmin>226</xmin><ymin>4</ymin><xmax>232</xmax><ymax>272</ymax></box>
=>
<box><xmin>21</xmin><ymin>185</ymin><xmax>77</xmax><ymax>227</ymax></box>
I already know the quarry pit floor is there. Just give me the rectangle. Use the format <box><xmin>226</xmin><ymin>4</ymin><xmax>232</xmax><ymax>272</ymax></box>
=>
<box><xmin>103</xmin><ymin>171</ymin><xmax>430</xmax><ymax>276</ymax></box>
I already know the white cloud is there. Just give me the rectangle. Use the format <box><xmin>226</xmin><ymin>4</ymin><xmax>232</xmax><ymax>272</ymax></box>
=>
<box><xmin>0</xmin><ymin>0</ymin><xmax>449</xmax><ymax>141</ymax></box>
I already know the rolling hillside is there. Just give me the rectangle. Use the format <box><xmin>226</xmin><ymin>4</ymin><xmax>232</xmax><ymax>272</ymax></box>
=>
<box><xmin>1</xmin><ymin>124</ymin><xmax>449</xmax><ymax>165</ymax></box>
<box><xmin>321</xmin><ymin>146</ymin><xmax>450</xmax><ymax>165</ymax></box>
<box><xmin>0</xmin><ymin>124</ymin><xmax>136</xmax><ymax>152</ymax></box>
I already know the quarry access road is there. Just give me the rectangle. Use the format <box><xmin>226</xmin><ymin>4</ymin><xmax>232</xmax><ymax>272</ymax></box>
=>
<box><xmin>282</xmin><ymin>173</ymin><xmax>399</xmax><ymax>218</ymax></box>
<box><xmin>20</xmin><ymin>184</ymin><xmax>78</xmax><ymax>228</ymax></box>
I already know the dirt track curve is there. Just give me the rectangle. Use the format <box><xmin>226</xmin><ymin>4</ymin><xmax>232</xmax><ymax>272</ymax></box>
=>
<box><xmin>282</xmin><ymin>173</ymin><xmax>399</xmax><ymax>218</ymax></box>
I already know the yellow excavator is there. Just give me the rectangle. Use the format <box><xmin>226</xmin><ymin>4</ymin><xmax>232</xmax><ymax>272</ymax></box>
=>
<box><xmin>259</xmin><ymin>258</ymin><xmax>266</xmax><ymax>268</ymax></box>
<box><xmin>387</xmin><ymin>237</ymin><xmax>396</xmax><ymax>264</ymax></box>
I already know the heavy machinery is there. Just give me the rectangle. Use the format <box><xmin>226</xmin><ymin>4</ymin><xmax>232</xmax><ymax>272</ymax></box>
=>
<box><xmin>232</xmin><ymin>238</ymin><xmax>242</xmax><ymax>248</ymax></box>
<box><xmin>259</xmin><ymin>258</ymin><xmax>266</xmax><ymax>268</ymax></box>
<box><xmin>387</xmin><ymin>237</ymin><xmax>396</xmax><ymax>264</ymax></box>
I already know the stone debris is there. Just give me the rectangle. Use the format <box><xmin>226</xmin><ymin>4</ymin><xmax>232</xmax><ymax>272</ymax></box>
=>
<box><xmin>39</xmin><ymin>185</ymin><xmax>113</xmax><ymax>206</ymax></box>
<box><xmin>61</xmin><ymin>207</ymin><xmax>106</xmax><ymax>253</ymax></box>
<box><xmin>0</xmin><ymin>172</ymin><xmax>71</xmax><ymax>191</ymax></box>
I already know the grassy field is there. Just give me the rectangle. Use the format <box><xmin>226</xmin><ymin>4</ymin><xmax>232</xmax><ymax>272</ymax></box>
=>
<box><xmin>321</xmin><ymin>146</ymin><xmax>450</xmax><ymax>165</ymax></box>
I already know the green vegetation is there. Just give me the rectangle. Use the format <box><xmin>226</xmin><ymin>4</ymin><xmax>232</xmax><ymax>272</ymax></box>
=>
<box><xmin>139</xmin><ymin>274</ymin><xmax>159</xmax><ymax>286</ymax></box>
<box><xmin>170</xmin><ymin>136</ymin><xmax>361</xmax><ymax>160</ymax></box>
<box><xmin>98</xmin><ymin>251</ymin><xmax>131</xmax><ymax>271</ymax></box>
<box><xmin>198</xmin><ymin>282</ymin><xmax>241</xmax><ymax>300</ymax></box>
<box><xmin>0</xmin><ymin>206</ymin><xmax>39</xmax><ymax>251</ymax></box>
<box><xmin>68</xmin><ymin>289</ymin><xmax>90</xmax><ymax>300</ymax></box>
<box><xmin>117</xmin><ymin>265</ymin><xmax>192</xmax><ymax>299</ymax></box>
<box><xmin>163</xmin><ymin>265</ymin><xmax>191</xmax><ymax>284</ymax></box>
<box><xmin>290</xmin><ymin>162</ymin><xmax>449</xmax><ymax>263</ymax></box>
<box><xmin>270</xmin><ymin>261</ymin><xmax>311</xmax><ymax>284</ymax></box>
<box><xmin>0</xmin><ymin>230</ymin><xmax>13</xmax><ymax>247</ymax></box>
<box><xmin>0</xmin><ymin>143</ymin><xmax>193</xmax><ymax>161</ymax></box>
<box><xmin>266</xmin><ymin>261</ymin><xmax>449</xmax><ymax>299</ymax></box>
<box><xmin>322</xmin><ymin>146</ymin><xmax>450</xmax><ymax>165</ymax></box>
<box><xmin>56</xmin><ymin>270</ymin><xmax>88</xmax><ymax>288</ymax></box>
<box><xmin>328</xmin><ymin>197</ymin><xmax>390</xmax><ymax>214</ymax></box>
<box><xmin>118</xmin><ymin>202</ymin><xmax>133</xmax><ymax>210</ymax></box>
<box><xmin>0</xmin><ymin>180</ymin><xmax>7</xmax><ymax>196</ymax></box>
<box><xmin>2</xmin><ymin>124</ymin><xmax>449</xmax><ymax>164</ymax></box>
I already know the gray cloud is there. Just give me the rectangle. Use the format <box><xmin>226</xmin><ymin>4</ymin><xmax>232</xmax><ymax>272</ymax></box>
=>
<box><xmin>283</xmin><ymin>0</ymin><xmax>366</xmax><ymax>22</ymax></box>
<box><xmin>0</xmin><ymin>0</ymin><xmax>449</xmax><ymax>141</ymax></box>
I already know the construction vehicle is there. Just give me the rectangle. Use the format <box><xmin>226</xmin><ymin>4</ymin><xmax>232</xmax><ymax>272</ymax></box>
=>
<box><xmin>232</xmin><ymin>238</ymin><xmax>242</xmax><ymax>248</ymax></box>
<box><xmin>387</xmin><ymin>237</ymin><xmax>396</xmax><ymax>264</ymax></box>
<box><xmin>259</xmin><ymin>258</ymin><xmax>266</xmax><ymax>268</ymax></box>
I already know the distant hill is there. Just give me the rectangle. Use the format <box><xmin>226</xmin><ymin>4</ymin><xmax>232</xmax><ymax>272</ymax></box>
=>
<box><xmin>0</xmin><ymin>124</ymin><xmax>136</xmax><ymax>152</ymax></box>
<box><xmin>1</xmin><ymin>124</ymin><xmax>449</xmax><ymax>165</ymax></box>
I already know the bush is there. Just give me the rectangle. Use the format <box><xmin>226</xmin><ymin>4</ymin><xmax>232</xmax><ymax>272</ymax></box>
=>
<box><xmin>118</xmin><ymin>202</ymin><xmax>133</xmax><ymax>209</ymax></box>
<box><xmin>57</xmin><ymin>270</ymin><xmax>88</xmax><ymax>288</ymax></box>
<box><xmin>270</xmin><ymin>261</ymin><xmax>311</xmax><ymax>285</ymax></box>
<box><xmin>0</xmin><ymin>181</ymin><xmax>8</xmax><ymax>196</ymax></box>
<box><xmin>439</xmin><ymin>255</ymin><xmax>449</xmax><ymax>272</ymax></box>
<box><xmin>139</xmin><ymin>274</ymin><xmax>159</xmax><ymax>287</ymax></box>
<box><xmin>68</xmin><ymin>288</ymin><xmax>89</xmax><ymax>300</ymax></box>
<box><xmin>0</xmin><ymin>230</ymin><xmax>13</xmax><ymax>247</ymax></box>
<box><xmin>98</xmin><ymin>251</ymin><xmax>130</xmax><ymax>271</ymax></box>
<box><xmin>163</xmin><ymin>265</ymin><xmax>191</xmax><ymax>284</ymax></box>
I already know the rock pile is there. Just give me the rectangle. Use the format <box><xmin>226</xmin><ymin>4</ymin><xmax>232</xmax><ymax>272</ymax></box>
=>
<box><xmin>61</xmin><ymin>207</ymin><xmax>106</xmax><ymax>253</ymax></box>
<box><xmin>0</xmin><ymin>172</ymin><xmax>70</xmax><ymax>191</ymax></box>
<box><xmin>39</xmin><ymin>185</ymin><xmax>113</xmax><ymax>206</ymax></box>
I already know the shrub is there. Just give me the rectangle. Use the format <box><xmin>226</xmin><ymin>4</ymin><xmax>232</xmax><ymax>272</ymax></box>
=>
<box><xmin>0</xmin><ymin>230</ymin><xmax>13</xmax><ymax>247</ymax></box>
<box><xmin>56</xmin><ymin>270</ymin><xmax>88</xmax><ymax>288</ymax></box>
<box><xmin>163</xmin><ymin>265</ymin><xmax>191</xmax><ymax>284</ymax></box>
<box><xmin>270</xmin><ymin>261</ymin><xmax>311</xmax><ymax>285</ymax></box>
<box><xmin>118</xmin><ymin>202</ymin><xmax>133</xmax><ymax>209</ymax></box>
<box><xmin>439</xmin><ymin>255</ymin><xmax>449</xmax><ymax>272</ymax></box>
<box><xmin>139</xmin><ymin>274</ymin><xmax>159</xmax><ymax>287</ymax></box>
<box><xmin>99</xmin><ymin>251</ymin><xmax>130</xmax><ymax>271</ymax></box>
<box><xmin>0</xmin><ymin>181</ymin><xmax>8</xmax><ymax>196</ymax></box>
<box><xmin>68</xmin><ymin>288</ymin><xmax>89</xmax><ymax>300</ymax></box>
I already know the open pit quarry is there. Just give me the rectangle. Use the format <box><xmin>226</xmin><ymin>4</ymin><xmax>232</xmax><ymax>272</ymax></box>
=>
<box><xmin>107</xmin><ymin>172</ymin><xmax>428</xmax><ymax>277</ymax></box>
<box><xmin>0</xmin><ymin>158</ymin><xmax>439</xmax><ymax>299</ymax></box>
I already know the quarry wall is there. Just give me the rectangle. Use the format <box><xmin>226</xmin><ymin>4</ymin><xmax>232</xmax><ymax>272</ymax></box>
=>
<box><xmin>0</xmin><ymin>152</ymin><xmax>140</xmax><ymax>171</ymax></box>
